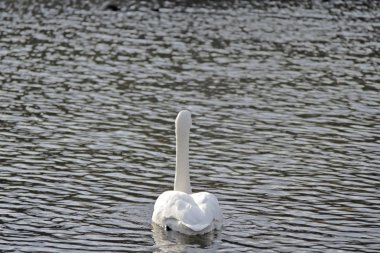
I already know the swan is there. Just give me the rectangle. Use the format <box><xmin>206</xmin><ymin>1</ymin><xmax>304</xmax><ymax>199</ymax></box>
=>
<box><xmin>152</xmin><ymin>110</ymin><xmax>223</xmax><ymax>235</ymax></box>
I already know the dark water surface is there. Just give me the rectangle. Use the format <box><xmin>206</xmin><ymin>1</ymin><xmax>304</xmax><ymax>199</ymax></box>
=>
<box><xmin>1</xmin><ymin>0</ymin><xmax>380</xmax><ymax>252</ymax></box>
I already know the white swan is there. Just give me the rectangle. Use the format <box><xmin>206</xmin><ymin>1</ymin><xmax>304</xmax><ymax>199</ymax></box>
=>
<box><xmin>152</xmin><ymin>110</ymin><xmax>223</xmax><ymax>235</ymax></box>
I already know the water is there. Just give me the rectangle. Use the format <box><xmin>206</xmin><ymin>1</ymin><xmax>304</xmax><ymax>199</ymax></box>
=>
<box><xmin>1</xmin><ymin>0</ymin><xmax>379</xmax><ymax>252</ymax></box>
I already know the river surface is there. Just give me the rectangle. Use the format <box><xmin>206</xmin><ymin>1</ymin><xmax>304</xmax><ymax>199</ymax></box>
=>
<box><xmin>1</xmin><ymin>0</ymin><xmax>380</xmax><ymax>252</ymax></box>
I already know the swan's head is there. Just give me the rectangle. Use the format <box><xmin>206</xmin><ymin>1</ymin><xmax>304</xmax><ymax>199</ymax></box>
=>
<box><xmin>176</xmin><ymin>110</ymin><xmax>192</xmax><ymax>131</ymax></box>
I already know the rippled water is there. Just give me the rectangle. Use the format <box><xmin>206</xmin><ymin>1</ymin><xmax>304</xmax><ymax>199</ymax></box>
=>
<box><xmin>1</xmin><ymin>0</ymin><xmax>380</xmax><ymax>252</ymax></box>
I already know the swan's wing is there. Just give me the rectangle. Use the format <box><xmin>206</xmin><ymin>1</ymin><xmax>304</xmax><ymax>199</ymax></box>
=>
<box><xmin>152</xmin><ymin>191</ymin><xmax>223</xmax><ymax>233</ymax></box>
<box><xmin>192</xmin><ymin>192</ymin><xmax>223</xmax><ymax>227</ymax></box>
<box><xmin>152</xmin><ymin>191</ymin><xmax>205</xmax><ymax>231</ymax></box>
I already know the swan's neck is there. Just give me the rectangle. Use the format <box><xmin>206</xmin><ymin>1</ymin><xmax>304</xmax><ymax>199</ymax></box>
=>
<box><xmin>174</xmin><ymin>124</ymin><xmax>192</xmax><ymax>194</ymax></box>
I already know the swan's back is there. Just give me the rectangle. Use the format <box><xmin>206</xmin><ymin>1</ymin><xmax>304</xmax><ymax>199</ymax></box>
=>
<box><xmin>152</xmin><ymin>191</ymin><xmax>223</xmax><ymax>235</ymax></box>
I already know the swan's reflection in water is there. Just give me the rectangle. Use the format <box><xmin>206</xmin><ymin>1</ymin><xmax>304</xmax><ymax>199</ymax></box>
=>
<box><xmin>152</xmin><ymin>223</ymin><xmax>222</xmax><ymax>252</ymax></box>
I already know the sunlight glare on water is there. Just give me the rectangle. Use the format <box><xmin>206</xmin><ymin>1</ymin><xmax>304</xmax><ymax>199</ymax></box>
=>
<box><xmin>0</xmin><ymin>0</ymin><xmax>379</xmax><ymax>252</ymax></box>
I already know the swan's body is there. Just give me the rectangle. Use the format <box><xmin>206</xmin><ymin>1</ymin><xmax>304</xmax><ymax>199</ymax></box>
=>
<box><xmin>152</xmin><ymin>110</ymin><xmax>223</xmax><ymax>235</ymax></box>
